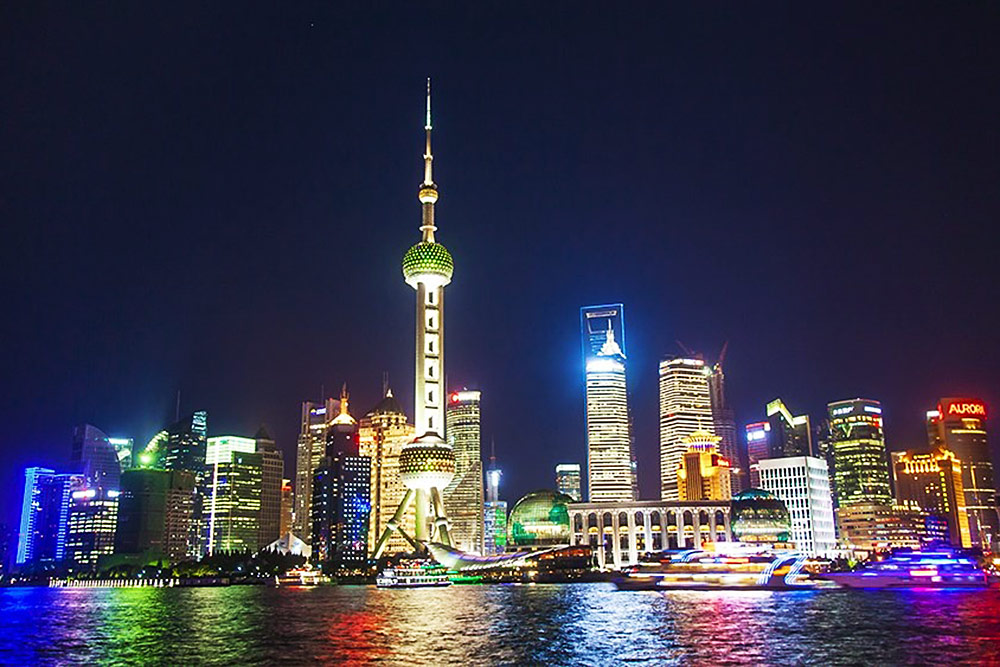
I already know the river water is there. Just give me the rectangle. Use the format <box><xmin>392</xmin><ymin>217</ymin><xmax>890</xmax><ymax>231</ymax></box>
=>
<box><xmin>1</xmin><ymin>584</ymin><xmax>998</xmax><ymax>665</ymax></box>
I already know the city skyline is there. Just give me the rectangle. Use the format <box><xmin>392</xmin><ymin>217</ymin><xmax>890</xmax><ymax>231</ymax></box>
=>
<box><xmin>4</xmin><ymin>4</ymin><xmax>1000</xmax><ymax>527</ymax></box>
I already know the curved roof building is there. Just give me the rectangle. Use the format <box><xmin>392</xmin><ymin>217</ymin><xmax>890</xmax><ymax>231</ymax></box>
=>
<box><xmin>507</xmin><ymin>489</ymin><xmax>574</xmax><ymax>548</ymax></box>
<box><xmin>730</xmin><ymin>488</ymin><xmax>791</xmax><ymax>545</ymax></box>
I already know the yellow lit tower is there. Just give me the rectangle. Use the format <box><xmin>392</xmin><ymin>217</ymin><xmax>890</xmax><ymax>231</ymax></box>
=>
<box><xmin>373</xmin><ymin>80</ymin><xmax>456</xmax><ymax>558</ymax></box>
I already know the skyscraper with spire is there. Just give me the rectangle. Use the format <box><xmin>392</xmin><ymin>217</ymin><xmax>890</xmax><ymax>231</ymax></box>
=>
<box><xmin>373</xmin><ymin>80</ymin><xmax>457</xmax><ymax>558</ymax></box>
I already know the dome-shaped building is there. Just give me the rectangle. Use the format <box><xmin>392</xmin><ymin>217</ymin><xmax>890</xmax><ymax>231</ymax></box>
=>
<box><xmin>730</xmin><ymin>488</ymin><xmax>791</xmax><ymax>545</ymax></box>
<box><xmin>507</xmin><ymin>489</ymin><xmax>574</xmax><ymax>549</ymax></box>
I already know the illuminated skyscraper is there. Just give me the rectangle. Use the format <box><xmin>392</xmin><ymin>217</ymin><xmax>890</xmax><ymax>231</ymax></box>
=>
<box><xmin>312</xmin><ymin>387</ymin><xmax>371</xmax><ymax>571</ymax></box>
<box><xmin>556</xmin><ymin>463</ymin><xmax>582</xmax><ymax>501</ymax></box>
<box><xmin>139</xmin><ymin>411</ymin><xmax>208</xmax><ymax>558</ymax></box>
<box><xmin>66</xmin><ymin>488</ymin><xmax>119</xmax><ymax>567</ymax></box>
<box><xmin>757</xmin><ymin>456</ymin><xmax>836</xmax><ymax>556</ymax></box>
<box><xmin>16</xmin><ymin>468</ymin><xmax>76</xmax><ymax>564</ymax></box>
<box><xmin>708</xmin><ymin>353</ymin><xmax>742</xmax><ymax>492</ymax></box>
<box><xmin>359</xmin><ymin>388</ymin><xmax>416</xmax><ymax>556</ymax></box>
<box><xmin>293</xmin><ymin>397</ymin><xmax>337</xmax><ymax>542</ymax></box>
<box><xmin>114</xmin><ymin>468</ymin><xmax>195</xmax><ymax>562</ymax></box>
<box><xmin>254</xmin><ymin>426</ymin><xmax>284</xmax><ymax>549</ymax></box>
<box><xmin>66</xmin><ymin>424</ymin><xmax>123</xmax><ymax>567</ymax></box>
<box><xmin>926</xmin><ymin>398</ymin><xmax>997</xmax><ymax>549</ymax></box>
<box><xmin>108</xmin><ymin>437</ymin><xmax>134</xmax><ymax>471</ymax></box>
<box><xmin>585</xmin><ymin>325</ymin><xmax>634</xmax><ymax>501</ymax></box>
<box><xmin>746</xmin><ymin>399</ymin><xmax>813</xmax><ymax>486</ymax></box>
<box><xmin>444</xmin><ymin>390</ymin><xmax>484</xmax><ymax>554</ymax></box>
<box><xmin>745</xmin><ymin>421</ymin><xmax>770</xmax><ymax>488</ymax></box>
<box><xmin>892</xmin><ymin>448</ymin><xmax>971</xmax><ymax>548</ymax></box>
<box><xmin>373</xmin><ymin>81</ymin><xmax>457</xmax><ymax>557</ymax></box>
<box><xmin>483</xmin><ymin>446</ymin><xmax>508</xmax><ymax>555</ymax></box>
<box><xmin>204</xmin><ymin>436</ymin><xmax>262</xmax><ymax>555</ymax></box>
<box><xmin>280</xmin><ymin>478</ymin><xmax>294</xmax><ymax>536</ymax></box>
<box><xmin>72</xmin><ymin>424</ymin><xmax>121</xmax><ymax>493</ymax></box>
<box><xmin>581</xmin><ymin>304</ymin><xmax>636</xmax><ymax>502</ymax></box>
<box><xmin>676</xmin><ymin>432</ymin><xmax>732</xmax><ymax>501</ymax></box>
<box><xmin>659</xmin><ymin>357</ymin><xmax>715</xmax><ymax>500</ymax></box>
<box><xmin>827</xmin><ymin>399</ymin><xmax>893</xmax><ymax>514</ymax></box>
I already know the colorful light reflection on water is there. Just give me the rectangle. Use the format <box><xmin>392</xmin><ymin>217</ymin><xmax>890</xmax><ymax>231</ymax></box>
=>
<box><xmin>1</xmin><ymin>584</ymin><xmax>999</xmax><ymax>664</ymax></box>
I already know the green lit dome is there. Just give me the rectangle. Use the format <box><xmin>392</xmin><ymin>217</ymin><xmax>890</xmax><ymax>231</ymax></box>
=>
<box><xmin>402</xmin><ymin>242</ymin><xmax>454</xmax><ymax>287</ymax></box>
<box><xmin>730</xmin><ymin>488</ymin><xmax>791</xmax><ymax>544</ymax></box>
<box><xmin>507</xmin><ymin>489</ymin><xmax>574</xmax><ymax>548</ymax></box>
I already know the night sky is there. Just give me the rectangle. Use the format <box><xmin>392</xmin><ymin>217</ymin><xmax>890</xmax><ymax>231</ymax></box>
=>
<box><xmin>3</xmin><ymin>3</ymin><xmax>1000</xmax><ymax>525</ymax></box>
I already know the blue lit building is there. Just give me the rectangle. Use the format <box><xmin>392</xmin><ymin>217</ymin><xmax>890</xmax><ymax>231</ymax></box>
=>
<box><xmin>311</xmin><ymin>387</ymin><xmax>371</xmax><ymax>571</ymax></box>
<box><xmin>16</xmin><ymin>468</ymin><xmax>79</xmax><ymax>565</ymax></box>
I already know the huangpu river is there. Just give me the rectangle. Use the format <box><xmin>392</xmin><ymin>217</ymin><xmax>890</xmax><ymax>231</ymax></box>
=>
<box><xmin>2</xmin><ymin>584</ymin><xmax>999</xmax><ymax>665</ymax></box>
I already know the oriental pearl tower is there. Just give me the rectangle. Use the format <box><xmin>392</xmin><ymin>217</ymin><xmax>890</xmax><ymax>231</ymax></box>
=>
<box><xmin>372</xmin><ymin>80</ymin><xmax>455</xmax><ymax>559</ymax></box>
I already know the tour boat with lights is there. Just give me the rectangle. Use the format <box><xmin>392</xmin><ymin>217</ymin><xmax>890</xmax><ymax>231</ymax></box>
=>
<box><xmin>613</xmin><ymin>547</ymin><xmax>826</xmax><ymax>590</ymax></box>
<box><xmin>822</xmin><ymin>550</ymin><xmax>992</xmax><ymax>589</ymax></box>
<box><xmin>376</xmin><ymin>561</ymin><xmax>453</xmax><ymax>588</ymax></box>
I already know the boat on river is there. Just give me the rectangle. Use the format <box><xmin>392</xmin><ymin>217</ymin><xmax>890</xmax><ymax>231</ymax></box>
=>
<box><xmin>376</xmin><ymin>560</ymin><xmax>452</xmax><ymax>588</ymax></box>
<box><xmin>822</xmin><ymin>550</ymin><xmax>992</xmax><ymax>589</ymax></box>
<box><xmin>613</xmin><ymin>547</ymin><xmax>827</xmax><ymax>591</ymax></box>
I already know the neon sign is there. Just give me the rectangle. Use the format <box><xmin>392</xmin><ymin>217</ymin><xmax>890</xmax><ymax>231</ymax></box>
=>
<box><xmin>942</xmin><ymin>401</ymin><xmax>987</xmax><ymax>419</ymax></box>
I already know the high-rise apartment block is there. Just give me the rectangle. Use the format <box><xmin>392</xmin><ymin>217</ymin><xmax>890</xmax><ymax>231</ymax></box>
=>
<box><xmin>756</xmin><ymin>456</ymin><xmax>837</xmax><ymax>556</ymax></box>
<box><xmin>444</xmin><ymin>390</ymin><xmax>484</xmax><ymax>554</ymax></box>
<box><xmin>556</xmin><ymin>463</ymin><xmax>582</xmax><ymax>501</ymax></box>
<box><xmin>659</xmin><ymin>357</ymin><xmax>715</xmax><ymax>500</ymax></box>
<box><xmin>926</xmin><ymin>398</ymin><xmax>997</xmax><ymax>549</ymax></box>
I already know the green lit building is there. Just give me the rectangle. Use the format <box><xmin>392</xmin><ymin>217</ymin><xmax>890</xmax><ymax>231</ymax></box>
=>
<box><xmin>826</xmin><ymin>399</ymin><xmax>893</xmax><ymax>508</ymax></box>
<box><xmin>204</xmin><ymin>436</ymin><xmax>262</xmax><ymax>554</ymax></box>
<box><xmin>507</xmin><ymin>490</ymin><xmax>573</xmax><ymax>549</ymax></box>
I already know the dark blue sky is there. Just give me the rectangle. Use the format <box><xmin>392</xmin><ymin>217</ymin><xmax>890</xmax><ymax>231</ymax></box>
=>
<box><xmin>3</xmin><ymin>3</ymin><xmax>999</xmax><ymax>525</ymax></box>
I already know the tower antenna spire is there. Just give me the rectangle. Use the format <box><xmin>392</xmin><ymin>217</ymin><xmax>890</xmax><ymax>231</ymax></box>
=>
<box><xmin>423</xmin><ymin>77</ymin><xmax>434</xmax><ymax>187</ymax></box>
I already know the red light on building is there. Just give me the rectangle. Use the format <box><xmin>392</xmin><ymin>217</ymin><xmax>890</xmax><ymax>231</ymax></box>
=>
<box><xmin>450</xmin><ymin>393</ymin><xmax>460</xmax><ymax>403</ymax></box>
<box><xmin>939</xmin><ymin>399</ymin><xmax>988</xmax><ymax>420</ymax></box>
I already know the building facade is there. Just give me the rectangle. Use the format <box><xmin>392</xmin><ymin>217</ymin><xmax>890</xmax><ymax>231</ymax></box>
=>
<box><xmin>444</xmin><ymin>390</ymin><xmax>484</xmax><ymax>554</ymax></box>
<box><xmin>826</xmin><ymin>399</ymin><xmax>893</xmax><ymax>508</ymax></box>
<box><xmin>585</xmin><ymin>325</ymin><xmax>634</xmax><ymax>501</ymax></box>
<box><xmin>293</xmin><ymin>398</ymin><xmax>337</xmax><ymax>542</ymax></box>
<box><xmin>359</xmin><ymin>389</ymin><xmax>416</xmax><ymax>556</ymax></box>
<box><xmin>16</xmin><ymin>468</ymin><xmax>77</xmax><ymax>565</ymax></box>
<box><xmin>568</xmin><ymin>499</ymin><xmax>732</xmax><ymax>570</ymax></box>
<box><xmin>254</xmin><ymin>426</ymin><xmax>284</xmax><ymax>550</ymax></box>
<box><xmin>926</xmin><ymin>398</ymin><xmax>997</xmax><ymax>549</ymax></box>
<box><xmin>708</xmin><ymin>357</ymin><xmax>742</xmax><ymax>492</ymax></box>
<box><xmin>114</xmin><ymin>468</ymin><xmax>195</xmax><ymax>563</ymax></box>
<box><xmin>659</xmin><ymin>357</ymin><xmax>715</xmax><ymax>500</ymax></box>
<box><xmin>676</xmin><ymin>432</ymin><xmax>732</xmax><ymax>502</ymax></box>
<box><xmin>892</xmin><ymin>448</ymin><xmax>972</xmax><ymax>548</ymax></box>
<box><xmin>756</xmin><ymin>456</ymin><xmax>837</xmax><ymax>556</ymax></box>
<box><xmin>312</xmin><ymin>388</ymin><xmax>372</xmax><ymax>571</ymax></box>
<box><xmin>556</xmin><ymin>463</ymin><xmax>582</xmax><ymax>501</ymax></box>
<box><xmin>204</xmin><ymin>436</ymin><xmax>262</xmax><ymax>555</ymax></box>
